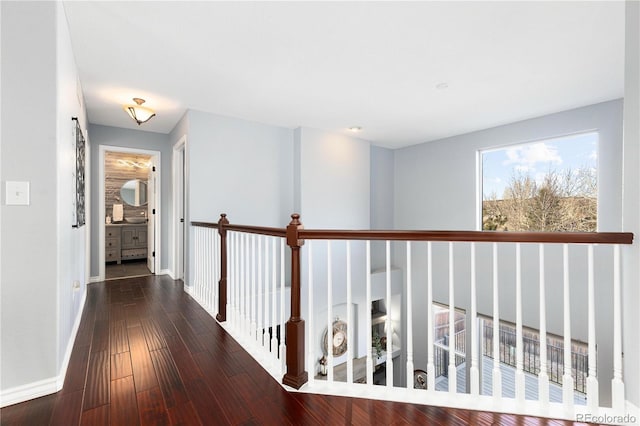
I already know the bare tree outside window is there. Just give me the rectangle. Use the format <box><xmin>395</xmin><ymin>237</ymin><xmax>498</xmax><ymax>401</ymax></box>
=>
<box><xmin>481</xmin><ymin>133</ymin><xmax>598</xmax><ymax>232</ymax></box>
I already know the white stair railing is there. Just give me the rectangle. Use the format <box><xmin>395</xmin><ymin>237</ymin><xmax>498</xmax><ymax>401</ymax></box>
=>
<box><xmin>191</xmin><ymin>217</ymin><xmax>634</xmax><ymax>422</ymax></box>
<box><xmin>297</xmin><ymin>228</ymin><xmax>633</xmax><ymax>422</ymax></box>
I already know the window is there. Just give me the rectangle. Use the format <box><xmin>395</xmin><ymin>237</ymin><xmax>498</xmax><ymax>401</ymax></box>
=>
<box><xmin>481</xmin><ymin>132</ymin><xmax>598</xmax><ymax>231</ymax></box>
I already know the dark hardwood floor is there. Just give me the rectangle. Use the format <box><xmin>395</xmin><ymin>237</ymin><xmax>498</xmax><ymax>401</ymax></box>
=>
<box><xmin>1</xmin><ymin>275</ymin><xmax>593</xmax><ymax>425</ymax></box>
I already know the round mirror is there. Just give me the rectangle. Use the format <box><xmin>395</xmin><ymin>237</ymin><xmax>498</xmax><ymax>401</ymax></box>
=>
<box><xmin>120</xmin><ymin>179</ymin><xmax>148</xmax><ymax>206</ymax></box>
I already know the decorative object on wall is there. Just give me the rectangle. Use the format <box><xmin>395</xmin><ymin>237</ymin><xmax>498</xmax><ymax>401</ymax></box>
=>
<box><xmin>322</xmin><ymin>318</ymin><xmax>348</xmax><ymax>357</ymax></box>
<box><xmin>72</xmin><ymin>117</ymin><xmax>86</xmax><ymax>228</ymax></box>
<box><xmin>123</xmin><ymin>97</ymin><xmax>156</xmax><ymax>125</ymax></box>
<box><xmin>413</xmin><ymin>369</ymin><xmax>428</xmax><ymax>389</ymax></box>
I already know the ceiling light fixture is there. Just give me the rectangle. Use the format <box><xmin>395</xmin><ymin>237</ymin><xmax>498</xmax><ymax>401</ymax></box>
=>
<box><xmin>348</xmin><ymin>126</ymin><xmax>362</xmax><ymax>132</ymax></box>
<box><xmin>123</xmin><ymin>98</ymin><xmax>156</xmax><ymax>125</ymax></box>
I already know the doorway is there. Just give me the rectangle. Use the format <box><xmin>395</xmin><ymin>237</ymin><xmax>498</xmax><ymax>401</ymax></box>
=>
<box><xmin>98</xmin><ymin>146</ymin><xmax>161</xmax><ymax>281</ymax></box>
<box><xmin>172</xmin><ymin>136</ymin><xmax>187</xmax><ymax>282</ymax></box>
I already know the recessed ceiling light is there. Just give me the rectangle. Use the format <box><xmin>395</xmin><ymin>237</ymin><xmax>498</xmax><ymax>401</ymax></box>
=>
<box><xmin>435</xmin><ymin>82</ymin><xmax>449</xmax><ymax>90</ymax></box>
<box><xmin>348</xmin><ymin>126</ymin><xmax>362</xmax><ymax>132</ymax></box>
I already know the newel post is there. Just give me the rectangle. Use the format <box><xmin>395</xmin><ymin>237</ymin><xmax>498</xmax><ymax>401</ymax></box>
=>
<box><xmin>216</xmin><ymin>213</ymin><xmax>229</xmax><ymax>323</ymax></box>
<box><xmin>282</xmin><ymin>213</ymin><xmax>309</xmax><ymax>389</ymax></box>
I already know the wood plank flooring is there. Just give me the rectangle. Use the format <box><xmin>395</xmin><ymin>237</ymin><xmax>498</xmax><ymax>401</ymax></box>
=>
<box><xmin>1</xmin><ymin>276</ymin><xmax>595</xmax><ymax>425</ymax></box>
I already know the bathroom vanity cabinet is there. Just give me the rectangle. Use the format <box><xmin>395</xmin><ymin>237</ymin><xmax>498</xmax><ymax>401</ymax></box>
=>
<box><xmin>106</xmin><ymin>224</ymin><xmax>148</xmax><ymax>263</ymax></box>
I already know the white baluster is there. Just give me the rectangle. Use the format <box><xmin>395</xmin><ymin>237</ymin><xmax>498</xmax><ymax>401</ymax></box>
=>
<box><xmin>470</xmin><ymin>242</ymin><xmax>479</xmax><ymax>396</ymax></box>
<box><xmin>538</xmin><ymin>244</ymin><xmax>549</xmax><ymax>408</ymax></box>
<box><xmin>257</xmin><ymin>235</ymin><xmax>263</xmax><ymax>346</ymax></box>
<box><xmin>206</xmin><ymin>229</ymin><xmax>211</xmax><ymax>310</ymax></box>
<box><xmin>385</xmin><ymin>240</ymin><xmax>393</xmax><ymax>388</ymax></box>
<box><xmin>327</xmin><ymin>240</ymin><xmax>334</xmax><ymax>382</ymax></box>
<box><xmin>235</xmin><ymin>232</ymin><xmax>241</xmax><ymax>329</ymax></box>
<box><xmin>562</xmin><ymin>244</ymin><xmax>574</xmax><ymax>413</ymax></box>
<box><xmin>427</xmin><ymin>241</ymin><xmax>435</xmax><ymax>391</ymax></box>
<box><xmin>365</xmin><ymin>241</ymin><xmax>373</xmax><ymax>386</ymax></box>
<box><xmin>448</xmin><ymin>242</ymin><xmax>456</xmax><ymax>394</ymax></box>
<box><xmin>611</xmin><ymin>245</ymin><xmax>625</xmax><ymax>412</ymax></box>
<box><xmin>346</xmin><ymin>241</ymin><xmax>353</xmax><ymax>384</ymax></box>
<box><xmin>229</xmin><ymin>232</ymin><xmax>235</xmax><ymax>327</ymax></box>
<box><xmin>271</xmin><ymin>237</ymin><xmax>278</xmax><ymax>362</ymax></box>
<box><xmin>215</xmin><ymin>229</ymin><xmax>220</xmax><ymax>315</ymax></box>
<box><xmin>515</xmin><ymin>243</ymin><xmax>525</xmax><ymax>405</ymax></box>
<box><xmin>492</xmin><ymin>242</ymin><xmax>502</xmax><ymax>400</ymax></box>
<box><xmin>244</xmin><ymin>233</ymin><xmax>250</xmax><ymax>337</ymax></box>
<box><xmin>194</xmin><ymin>228</ymin><xmax>200</xmax><ymax>298</ymax></box>
<box><xmin>263</xmin><ymin>237</ymin><xmax>269</xmax><ymax>350</ymax></box>
<box><xmin>307</xmin><ymin>241</ymin><xmax>315</xmax><ymax>384</ymax></box>
<box><xmin>406</xmin><ymin>241</ymin><xmax>414</xmax><ymax>389</ymax></box>
<box><xmin>251</xmin><ymin>234</ymin><xmax>257</xmax><ymax>340</ymax></box>
<box><xmin>279</xmin><ymin>238</ymin><xmax>286</xmax><ymax>372</ymax></box>
<box><xmin>586</xmin><ymin>244</ymin><xmax>599</xmax><ymax>410</ymax></box>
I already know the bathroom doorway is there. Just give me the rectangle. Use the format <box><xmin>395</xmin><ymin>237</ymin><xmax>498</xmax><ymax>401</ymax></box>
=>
<box><xmin>98</xmin><ymin>146</ymin><xmax>161</xmax><ymax>281</ymax></box>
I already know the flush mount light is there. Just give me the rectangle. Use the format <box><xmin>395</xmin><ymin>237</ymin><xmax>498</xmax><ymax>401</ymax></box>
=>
<box><xmin>348</xmin><ymin>126</ymin><xmax>362</xmax><ymax>132</ymax></box>
<box><xmin>123</xmin><ymin>98</ymin><xmax>156</xmax><ymax>125</ymax></box>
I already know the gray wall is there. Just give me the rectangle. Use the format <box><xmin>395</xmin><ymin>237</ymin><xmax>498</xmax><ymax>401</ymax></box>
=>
<box><xmin>88</xmin><ymin>124</ymin><xmax>172</xmax><ymax>276</ymax></box>
<box><xmin>622</xmin><ymin>0</ymin><xmax>640</xmax><ymax>407</ymax></box>
<box><xmin>1</xmin><ymin>1</ymin><xmax>88</xmax><ymax>398</ymax></box>
<box><xmin>187</xmin><ymin>110</ymin><xmax>294</xmax><ymax>227</ymax></box>
<box><xmin>370</xmin><ymin>146</ymin><xmax>394</xmax><ymax>230</ymax></box>
<box><xmin>293</xmin><ymin>127</ymin><xmax>375</xmax><ymax>376</ymax></box>
<box><xmin>393</xmin><ymin>99</ymin><xmax>624</xmax><ymax>404</ymax></box>
<box><xmin>184</xmin><ymin>109</ymin><xmax>294</xmax><ymax>288</ymax></box>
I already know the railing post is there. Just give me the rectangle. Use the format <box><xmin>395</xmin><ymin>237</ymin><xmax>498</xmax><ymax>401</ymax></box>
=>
<box><xmin>216</xmin><ymin>213</ymin><xmax>229</xmax><ymax>322</ymax></box>
<box><xmin>282</xmin><ymin>213</ymin><xmax>309</xmax><ymax>389</ymax></box>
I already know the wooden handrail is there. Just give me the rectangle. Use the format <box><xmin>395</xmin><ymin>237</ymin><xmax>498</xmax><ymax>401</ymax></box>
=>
<box><xmin>191</xmin><ymin>221</ymin><xmax>286</xmax><ymax>237</ymax></box>
<box><xmin>298</xmin><ymin>229</ymin><xmax>634</xmax><ymax>244</ymax></box>
<box><xmin>191</xmin><ymin>213</ymin><xmax>633</xmax><ymax>393</ymax></box>
<box><xmin>192</xmin><ymin>221</ymin><xmax>633</xmax><ymax>245</ymax></box>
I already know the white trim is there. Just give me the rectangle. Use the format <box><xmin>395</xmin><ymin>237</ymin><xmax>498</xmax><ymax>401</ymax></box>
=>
<box><xmin>172</xmin><ymin>135</ymin><xmax>188</xmax><ymax>284</ymax></box>
<box><xmin>159</xmin><ymin>268</ymin><xmax>175</xmax><ymax>279</ymax></box>
<box><xmin>88</xmin><ymin>275</ymin><xmax>102</xmax><ymax>283</ymax></box>
<box><xmin>1</xmin><ymin>287</ymin><xmax>87</xmax><ymax>408</ymax></box>
<box><xmin>98</xmin><ymin>145</ymin><xmax>161</xmax><ymax>280</ymax></box>
<box><xmin>56</xmin><ymin>288</ymin><xmax>87</xmax><ymax>388</ymax></box>
<box><xmin>0</xmin><ymin>377</ymin><xmax>59</xmax><ymax>408</ymax></box>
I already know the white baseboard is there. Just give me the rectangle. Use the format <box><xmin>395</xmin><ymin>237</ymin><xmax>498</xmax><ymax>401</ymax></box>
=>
<box><xmin>57</xmin><ymin>289</ymin><xmax>87</xmax><ymax>388</ymax></box>
<box><xmin>159</xmin><ymin>269</ymin><xmax>175</xmax><ymax>279</ymax></box>
<box><xmin>0</xmin><ymin>287</ymin><xmax>87</xmax><ymax>408</ymax></box>
<box><xmin>88</xmin><ymin>275</ymin><xmax>102</xmax><ymax>283</ymax></box>
<box><xmin>0</xmin><ymin>377</ymin><xmax>59</xmax><ymax>408</ymax></box>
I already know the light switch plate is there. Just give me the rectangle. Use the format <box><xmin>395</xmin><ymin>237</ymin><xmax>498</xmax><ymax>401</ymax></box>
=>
<box><xmin>6</xmin><ymin>181</ymin><xmax>30</xmax><ymax>205</ymax></box>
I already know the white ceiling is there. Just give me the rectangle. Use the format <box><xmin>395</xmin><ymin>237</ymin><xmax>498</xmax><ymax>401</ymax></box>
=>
<box><xmin>62</xmin><ymin>1</ymin><xmax>625</xmax><ymax>149</ymax></box>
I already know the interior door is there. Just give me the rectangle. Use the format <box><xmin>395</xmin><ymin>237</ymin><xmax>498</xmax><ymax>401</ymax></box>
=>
<box><xmin>147</xmin><ymin>164</ymin><xmax>156</xmax><ymax>273</ymax></box>
<box><xmin>177</xmin><ymin>148</ymin><xmax>185</xmax><ymax>280</ymax></box>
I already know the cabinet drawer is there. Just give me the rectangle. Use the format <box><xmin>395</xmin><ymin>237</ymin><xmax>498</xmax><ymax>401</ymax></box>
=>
<box><xmin>106</xmin><ymin>248</ymin><xmax>120</xmax><ymax>261</ymax></box>
<box><xmin>106</xmin><ymin>238</ymin><xmax>120</xmax><ymax>249</ymax></box>
<box><xmin>121</xmin><ymin>248</ymin><xmax>147</xmax><ymax>260</ymax></box>
<box><xmin>106</xmin><ymin>228</ymin><xmax>121</xmax><ymax>238</ymax></box>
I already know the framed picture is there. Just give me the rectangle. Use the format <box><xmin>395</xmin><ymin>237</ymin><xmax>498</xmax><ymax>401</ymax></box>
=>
<box><xmin>72</xmin><ymin>117</ymin><xmax>86</xmax><ymax>227</ymax></box>
<box><xmin>322</xmin><ymin>319</ymin><xmax>348</xmax><ymax>357</ymax></box>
